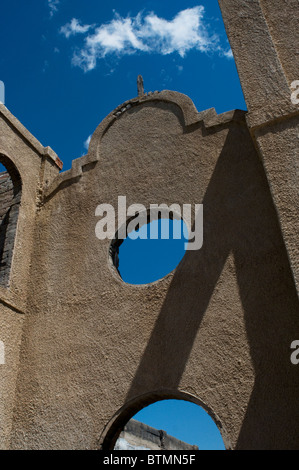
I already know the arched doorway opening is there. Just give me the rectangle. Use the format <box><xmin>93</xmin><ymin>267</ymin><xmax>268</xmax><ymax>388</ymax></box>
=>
<box><xmin>99</xmin><ymin>390</ymin><xmax>230</xmax><ymax>450</ymax></box>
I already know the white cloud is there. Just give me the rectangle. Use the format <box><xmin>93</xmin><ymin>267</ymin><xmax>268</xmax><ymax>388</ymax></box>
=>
<box><xmin>61</xmin><ymin>7</ymin><xmax>230</xmax><ymax>72</ymax></box>
<box><xmin>48</xmin><ymin>0</ymin><xmax>60</xmax><ymax>17</ymax></box>
<box><xmin>60</xmin><ymin>18</ymin><xmax>93</xmax><ymax>39</ymax></box>
<box><xmin>222</xmin><ymin>48</ymin><xmax>233</xmax><ymax>59</ymax></box>
<box><xmin>140</xmin><ymin>7</ymin><xmax>214</xmax><ymax>57</ymax></box>
<box><xmin>84</xmin><ymin>135</ymin><xmax>92</xmax><ymax>150</ymax></box>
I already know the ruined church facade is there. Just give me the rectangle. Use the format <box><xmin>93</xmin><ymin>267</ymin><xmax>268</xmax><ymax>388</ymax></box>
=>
<box><xmin>0</xmin><ymin>0</ymin><xmax>298</xmax><ymax>450</ymax></box>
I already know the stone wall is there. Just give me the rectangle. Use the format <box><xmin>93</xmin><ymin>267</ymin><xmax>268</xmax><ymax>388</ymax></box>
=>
<box><xmin>114</xmin><ymin>419</ymin><xmax>198</xmax><ymax>451</ymax></box>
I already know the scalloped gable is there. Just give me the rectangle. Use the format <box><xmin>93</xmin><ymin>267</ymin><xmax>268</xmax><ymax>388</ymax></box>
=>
<box><xmin>44</xmin><ymin>90</ymin><xmax>246</xmax><ymax>199</ymax></box>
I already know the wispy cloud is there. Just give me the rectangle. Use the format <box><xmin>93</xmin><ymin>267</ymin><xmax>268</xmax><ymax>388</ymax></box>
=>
<box><xmin>222</xmin><ymin>48</ymin><xmax>233</xmax><ymax>59</ymax></box>
<box><xmin>60</xmin><ymin>7</ymin><xmax>230</xmax><ymax>72</ymax></box>
<box><xmin>84</xmin><ymin>135</ymin><xmax>92</xmax><ymax>150</ymax></box>
<box><xmin>42</xmin><ymin>60</ymin><xmax>49</xmax><ymax>73</ymax></box>
<box><xmin>60</xmin><ymin>18</ymin><xmax>93</xmax><ymax>39</ymax></box>
<box><xmin>48</xmin><ymin>0</ymin><xmax>60</xmax><ymax>18</ymax></box>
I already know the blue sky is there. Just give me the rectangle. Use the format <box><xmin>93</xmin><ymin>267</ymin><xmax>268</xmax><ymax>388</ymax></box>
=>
<box><xmin>1</xmin><ymin>1</ymin><xmax>243</xmax><ymax>450</ymax></box>
<box><xmin>118</xmin><ymin>219</ymin><xmax>188</xmax><ymax>284</ymax></box>
<box><xmin>0</xmin><ymin>0</ymin><xmax>246</xmax><ymax>171</ymax></box>
<box><xmin>133</xmin><ymin>399</ymin><xmax>225</xmax><ymax>450</ymax></box>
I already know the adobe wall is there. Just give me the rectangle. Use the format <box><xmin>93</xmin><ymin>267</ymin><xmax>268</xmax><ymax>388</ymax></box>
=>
<box><xmin>0</xmin><ymin>0</ymin><xmax>297</xmax><ymax>451</ymax></box>
<box><xmin>9</xmin><ymin>92</ymin><xmax>299</xmax><ymax>449</ymax></box>
<box><xmin>0</xmin><ymin>104</ymin><xmax>60</xmax><ymax>449</ymax></box>
<box><xmin>219</xmin><ymin>0</ymin><xmax>299</xmax><ymax>292</ymax></box>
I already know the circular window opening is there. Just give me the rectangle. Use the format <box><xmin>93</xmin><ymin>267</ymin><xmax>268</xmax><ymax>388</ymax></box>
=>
<box><xmin>110</xmin><ymin>213</ymin><xmax>189</xmax><ymax>285</ymax></box>
<box><xmin>114</xmin><ymin>399</ymin><xmax>225</xmax><ymax>451</ymax></box>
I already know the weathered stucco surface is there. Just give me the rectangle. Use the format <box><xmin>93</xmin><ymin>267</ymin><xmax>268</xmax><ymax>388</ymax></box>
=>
<box><xmin>0</xmin><ymin>104</ymin><xmax>60</xmax><ymax>449</ymax></box>
<box><xmin>6</xmin><ymin>93</ymin><xmax>299</xmax><ymax>450</ymax></box>
<box><xmin>0</xmin><ymin>0</ymin><xmax>298</xmax><ymax>450</ymax></box>
<box><xmin>219</xmin><ymin>0</ymin><xmax>299</xmax><ymax>292</ymax></box>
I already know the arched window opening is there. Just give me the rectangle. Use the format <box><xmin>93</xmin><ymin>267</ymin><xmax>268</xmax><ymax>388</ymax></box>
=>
<box><xmin>0</xmin><ymin>156</ymin><xmax>22</xmax><ymax>288</ymax></box>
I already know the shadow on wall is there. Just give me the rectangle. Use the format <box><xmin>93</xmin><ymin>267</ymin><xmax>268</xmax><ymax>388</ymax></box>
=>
<box><xmin>121</xmin><ymin>125</ymin><xmax>299</xmax><ymax>450</ymax></box>
<box><xmin>0</xmin><ymin>155</ymin><xmax>22</xmax><ymax>288</ymax></box>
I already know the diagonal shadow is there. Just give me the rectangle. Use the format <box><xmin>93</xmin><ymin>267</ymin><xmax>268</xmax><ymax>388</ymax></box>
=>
<box><xmin>234</xmin><ymin>205</ymin><xmax>299</xmax><ymax>447</ymax></box>
<box><xmin>125</xmin><ymin>125</ymin><xmax>299</xmax><ymax>448</ymax></box>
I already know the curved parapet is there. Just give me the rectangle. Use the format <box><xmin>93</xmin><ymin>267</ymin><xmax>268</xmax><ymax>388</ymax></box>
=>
<box><xmin>44</xmin><ymin>90</ymin><xmax>246</xmax><ymax>199</ymax></box>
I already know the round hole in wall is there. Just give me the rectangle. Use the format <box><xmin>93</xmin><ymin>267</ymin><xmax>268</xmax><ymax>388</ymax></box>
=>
<box><xmin>110</xmin><ymin>213</ymin><xmax>189</xmax><ymax>285</ymax></box>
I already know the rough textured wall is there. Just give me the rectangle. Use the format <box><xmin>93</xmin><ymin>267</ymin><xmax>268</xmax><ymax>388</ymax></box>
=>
<box><xmin>219</xmin><ymin>0</ymin><xmax>299</xmax><ymax>293</ymax></box>
<box><xmin>9</xmin><ymin>92</ymin><xmax>299</xmax><ymax>450</ymax></box>
<box><xmin>259</xmin><ymin>0</ymin><xmax>298</xmax><ymax>83</ymax></box>
<box><xmin>253</xmin><ymin>116</ymin><xmax>299</xmax><ymax>295</ymax></box>
<box><xmin>0</xmin><ymin>304</ymin><xmax>24</xmax><ymax>449</ymax></box>
<box><xmin>0</xmin><ymin>0</ymin><xmax>296</xmax><ymax>451</ymax></box>
<box><xmin>218</xmin><ymin>0</ymin><xmax>292</xmax><ymax>121</ymax></box>
<box><xmin>0</xmin><ymin>105</ymin><xmax>60</xmax><ymax>449</ymax></box>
